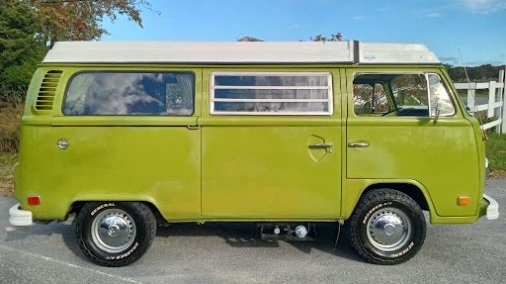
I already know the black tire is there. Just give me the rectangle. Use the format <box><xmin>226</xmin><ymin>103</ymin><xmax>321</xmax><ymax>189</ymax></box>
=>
<box><xmin>346</xmin><ymin>189</ymin><xmax>426</xmax><ymax>265</ymax></box>
<box><xmin>75</xmin><ymin>202</ymin><xmax>157</xmax><ymax>267</ymax></box>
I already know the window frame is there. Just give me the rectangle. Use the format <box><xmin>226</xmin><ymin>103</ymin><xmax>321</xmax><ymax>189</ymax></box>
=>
<box><xmin>62</xmin><ymin>70</ymin><xmax>196</xmax><ymax>116</ymax></box>
<box><xmin>351</xmin><ymin>71</ymin><xmax>457</xmax><ymax>118</ymax></box>
<box><xmin>426</xmin><ymin>72</ymin><xmax>457</xmax><ymax>117</ymax></box>
<box><xmin>210</xmin><ymin>71</ymin><xmax>334</xmax><ymax>116</ymax></box>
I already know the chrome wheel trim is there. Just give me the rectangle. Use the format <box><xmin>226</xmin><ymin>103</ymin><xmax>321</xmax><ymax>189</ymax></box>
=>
<box><xmin>91</xmin><ymin>208</ymin><xmax>137</xmax><ymax>254</ymax></box>
<box><xmin>365</xmin><ymin>207</ymin><xmax>412</xmax><ymax>252</ymax></box>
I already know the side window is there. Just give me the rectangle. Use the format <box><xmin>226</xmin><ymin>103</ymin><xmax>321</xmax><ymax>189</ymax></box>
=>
<box><xmin>353</xmin><ymin>82</ymin><xmax>388</xmax><ymax>115</ymax></box>
<box><xmin>63</xmin><ymin>72</ymin><xmax>194</xmax><ymax>116</ymax></box>
<box><xmin>428</xmin><ymin>73</ymin><xmax>455</xmax><ymax>117</ymax></box>
<box><xmin>353</xmin><ymin>73</ymin><xmax>430</xmax><ymax>117</ymax></box>
<box><xmin>390</xmin><ymin>74</ymin><xmax>428</xmax><ymax>112</ymax></box>
<box><xmin>210</xmin><ymin>72</ymin><xmax>333</xmax><ymax>115</ymax></box>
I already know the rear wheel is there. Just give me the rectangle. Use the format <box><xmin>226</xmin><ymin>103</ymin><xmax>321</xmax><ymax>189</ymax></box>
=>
<box><xmin>75</xmin><ymin>202</ymin><xmax>156</xmax><ymax>267</ymax></box>
<box><xmin>346</xmin><ymin>188</ymin><xmax>426</xmax><ymax>265</ymax></box>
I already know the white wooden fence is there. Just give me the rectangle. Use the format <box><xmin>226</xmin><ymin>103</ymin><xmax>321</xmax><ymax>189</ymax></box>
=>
<box><xmin>453</xmin><ymin>68</ymin><xmax>506</xmax><ymax>133</ymax></box>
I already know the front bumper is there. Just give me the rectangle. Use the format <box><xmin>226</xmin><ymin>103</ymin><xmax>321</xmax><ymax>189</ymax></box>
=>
<box><xmin>9</xmin><ymin>203</ymin><xmax>33</xmax><ymax>226</ymax></box>
<box><xmin>481</xmin><ymin>194</ymin><xmax>499</xmax><ymax>220</ymax></box>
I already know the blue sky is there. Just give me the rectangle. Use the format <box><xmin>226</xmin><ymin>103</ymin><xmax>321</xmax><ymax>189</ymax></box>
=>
<box><xmin>102</xmin><ymin>0</ymin><xmax>506</xmax><ymax>66</ymax></box>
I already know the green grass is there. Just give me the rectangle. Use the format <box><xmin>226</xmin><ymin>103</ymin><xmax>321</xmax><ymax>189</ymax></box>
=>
<box><xmin>487</xmin><ymin>134</ymin><xmax>506</xmax><ymax>176</ymax></box>
<box><xmin>0</xmin><ymin>153</ymin><xmax>17</xmax><ymax>196</ymax></box>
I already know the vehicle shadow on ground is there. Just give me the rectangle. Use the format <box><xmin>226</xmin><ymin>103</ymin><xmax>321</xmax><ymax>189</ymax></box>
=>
<box><xmin>5</xmin><ymin>219</ymin><xmax>89</xmax><ymax>262</ymax></box>
<box><xmin>5</xmin><ymin>221</ymin><xmax>362</xmax><ymax>263</ymax></box>
<box><xmin>156</xmin><ymin>222</ymin><xmax>362</xmax><ymax>262</ymax></box>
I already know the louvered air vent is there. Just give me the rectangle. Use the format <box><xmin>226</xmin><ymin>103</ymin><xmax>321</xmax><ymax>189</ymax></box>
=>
<box><xmin>35</xmin><ymin>70</ymin><xmax>63</xmax><ymax>111</ymax></box>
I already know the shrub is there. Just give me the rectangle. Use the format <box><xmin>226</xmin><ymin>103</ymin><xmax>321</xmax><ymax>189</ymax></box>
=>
<box><xmin>0</xmin><ymin>104</ymin><xmax>23</xmax><ymax>153</ymax></box>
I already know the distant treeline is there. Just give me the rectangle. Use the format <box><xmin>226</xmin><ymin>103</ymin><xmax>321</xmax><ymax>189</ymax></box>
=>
<box><xmin>445</xmin><ymin>64</ymin><xmax>505</xmax><ymax>83</ymax></box>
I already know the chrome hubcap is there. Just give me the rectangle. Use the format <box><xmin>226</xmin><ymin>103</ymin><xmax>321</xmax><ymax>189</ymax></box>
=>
<box><xmin>366</xmin><ymin>207</ymin><xmax>412</xmax><ymax>252</ymax></box>
<box><xmin>91</xmin><ymin>209</ymin><xmax>136</xmax><ymax>253</ymax></box>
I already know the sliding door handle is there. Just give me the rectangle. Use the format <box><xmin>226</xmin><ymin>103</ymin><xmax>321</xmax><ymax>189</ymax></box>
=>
<box><xmin>348</xmin><ymin>142</ymin><xmax>369</xmax><ymax>148</ymax></box>
<box><xmin>308</xmin><ymin>143</ymin><xmax>333</xmax><ymax>149</ymax></box>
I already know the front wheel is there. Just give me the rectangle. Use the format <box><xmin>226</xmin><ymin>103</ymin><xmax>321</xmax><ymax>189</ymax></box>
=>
<box><xmin>346</xmin><ymin>189</ymin><xmax>426</xmax><ymax>265</ymax></box>
<box><xmin>75</xmin><ymin>202</ymin><xmax>157</xmax><ymax>267</ymax></box>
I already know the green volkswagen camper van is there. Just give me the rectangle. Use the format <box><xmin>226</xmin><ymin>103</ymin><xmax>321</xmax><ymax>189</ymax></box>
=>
<box><xmin>9</xmin><ymin>41</ymin><xmax>499</xmax><ymax>266</ymax></box>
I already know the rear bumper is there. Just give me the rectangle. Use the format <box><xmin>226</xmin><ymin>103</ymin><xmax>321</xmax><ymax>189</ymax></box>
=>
<box><xmin>9</xmin><ymin>203</ymin><xmax>33</xmax><ymax>226</ymax></box>
<box><xmin>481</xmin><ymin>194</ymin><xmax>499</xmax><ymax>220</ymax></box>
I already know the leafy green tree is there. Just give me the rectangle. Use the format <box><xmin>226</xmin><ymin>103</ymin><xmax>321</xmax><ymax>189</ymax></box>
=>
<box><xmin>0</xmin><ymin>1</ymin><xmax>46</xmax><ymax>104</ymax></box>
<box><xmin>310</xmin><ymin>32</ymin><xmax>342</xmax><ymax>42</ymax></box>
<box><xmin>237</xmin><ymin>36</ymin><xmax>263</xmax><ymax>42</ymax></box>
<box><xmin>446</xmin><ymin>64</ymin><xmax>504</xmax><ymax>82</ymax></box>
<box><xmin>1</xmin><ymin>0</ymin><xmax>152</xmax><ymax>104</ymax></box>
<box><xmin>34</xmin><ymin>0</ymin><xmax>152</xmax><ymax>45</ymax></box>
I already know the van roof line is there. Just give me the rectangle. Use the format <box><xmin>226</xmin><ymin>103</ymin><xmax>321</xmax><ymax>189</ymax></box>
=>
<box><xmin>42</xmin><ymin>41</ymin><xmax>441</xmax><ymax>65</ymax></box>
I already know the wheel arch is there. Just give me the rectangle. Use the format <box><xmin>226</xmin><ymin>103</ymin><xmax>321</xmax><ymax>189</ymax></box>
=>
<box><xmin>363</xmin><ymin>183</ymin><xmax>429</xmax><ymax>211</ymax></box>
<box><xmin>344</xmin><ymin>179</ymin><xmax>436</xmax><ymax>221</ymax></box>
<box><xmin>67</xmin><ymin>200</ymin><xmax>166</xmax><ymax>224</ymax></box>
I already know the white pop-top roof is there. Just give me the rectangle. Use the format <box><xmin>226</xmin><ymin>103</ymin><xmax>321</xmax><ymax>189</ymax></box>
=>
<box><xmin>42</xmin><ymin>41</ymin><xmax>440</xmax><ymax>64</ymax></box>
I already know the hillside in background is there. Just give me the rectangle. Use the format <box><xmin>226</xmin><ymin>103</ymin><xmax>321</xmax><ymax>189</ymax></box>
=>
<box><xmin>445</xmin><ymin>64</ymin><xmax>505</xmax><ymax>83</ymax></box>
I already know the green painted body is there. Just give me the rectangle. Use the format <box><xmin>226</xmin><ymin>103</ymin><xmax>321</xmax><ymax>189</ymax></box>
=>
<box><xmin>15</xmin><ymin>64</ymin><xmax>487</xmax><ymax>224</ymax></box>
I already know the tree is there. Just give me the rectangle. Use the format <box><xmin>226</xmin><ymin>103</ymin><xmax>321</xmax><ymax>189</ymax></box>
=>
<box><xmin>0</xmin><ymin>1</ymin><xmax>47</xmax><ymax>103</ymax></box>
<box><xmin>33</xmin><ymin>0</ymin><xmax>152</xmax><ymax>45</ymax></box>
<box><xmin>237</xmin><ymin>36</ymin><xmax>264</xmax><ymax>42</ymax></box>
<box><xmin>310</xmin><ymin>32</ymin><xmax>342</xmax><ymax>42</ymax></box>
<box><xmin>1</xmin><ymin>0</ymin><xmax>152</xmax><ymax>104</ymax></box>
<box><xmin>445</xmin><ymin>64</ymin><xmax>504</xmax><ymax>82</ymax></box>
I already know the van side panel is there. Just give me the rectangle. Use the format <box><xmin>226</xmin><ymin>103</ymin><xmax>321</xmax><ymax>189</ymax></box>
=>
<box><xmin>200</xmin><ymin>68</ymin><xmax>342</xmax><ymax>219</ymax></box>
<box><xmin>15</xmin><ymin>66</ymin><xmax>203</xmax><ymax>221</ymax></box>
<box><xmin>345</xmin><ymin>66</ymin><xmax>481</xmax><ymax>218</ymax></box>
<box><xmin>17</xmin><ymin>125</ymin><xmax>202</xmax><ymax>220</ymax></box>
<box><xmin>201</xmin><ymin>124</ymin><xmax>341</xmax><ymax>219</ymax></box>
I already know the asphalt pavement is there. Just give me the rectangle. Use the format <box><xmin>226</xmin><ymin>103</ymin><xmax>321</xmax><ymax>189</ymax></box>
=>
<box><xmin>1</xmin><ymin>179</ymin><xmax>505</xmax><ymax>284</ymax></box>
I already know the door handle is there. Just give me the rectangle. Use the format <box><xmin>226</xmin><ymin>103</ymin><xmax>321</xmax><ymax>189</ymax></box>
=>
<box><xmin>348</xmin><ymin>142</ymin><xmax>369</xmax><ymax>148</ymax></box>
<box><xmin>187</xmin><ymin>124</ymin><xmax>199</xmax><ymax>130</ymax></box>
<box><xmin>308</xmin><ymin>143</ymin><xmax>333</xmax><ymax>149</ymax></box>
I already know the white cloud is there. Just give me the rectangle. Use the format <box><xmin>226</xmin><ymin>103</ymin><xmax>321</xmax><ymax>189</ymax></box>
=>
<box><xmin>353</xmin><ymin>15</ymin><xmax>366</xmax><ymax>20</ymax></box>
<box><xmin>426</xmin><ymin>12</ymin><xmax>442</xmax><ymax>17</ymax></box>
<box><xmin>440</xmin><ymin>56</ymin><xmax>459</xmax><ymax>64</ymax></box>
<box><xmin>460</xmin><ymin>0</ymin><xmax>506</xmax><ymax>14</ymax></box>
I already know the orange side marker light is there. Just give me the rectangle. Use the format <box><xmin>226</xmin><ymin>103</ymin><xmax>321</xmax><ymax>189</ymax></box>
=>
<box><xmin>457</xmin><ymin>196</ymin><xmax>471</xmax><ymax>206</ymax></box>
